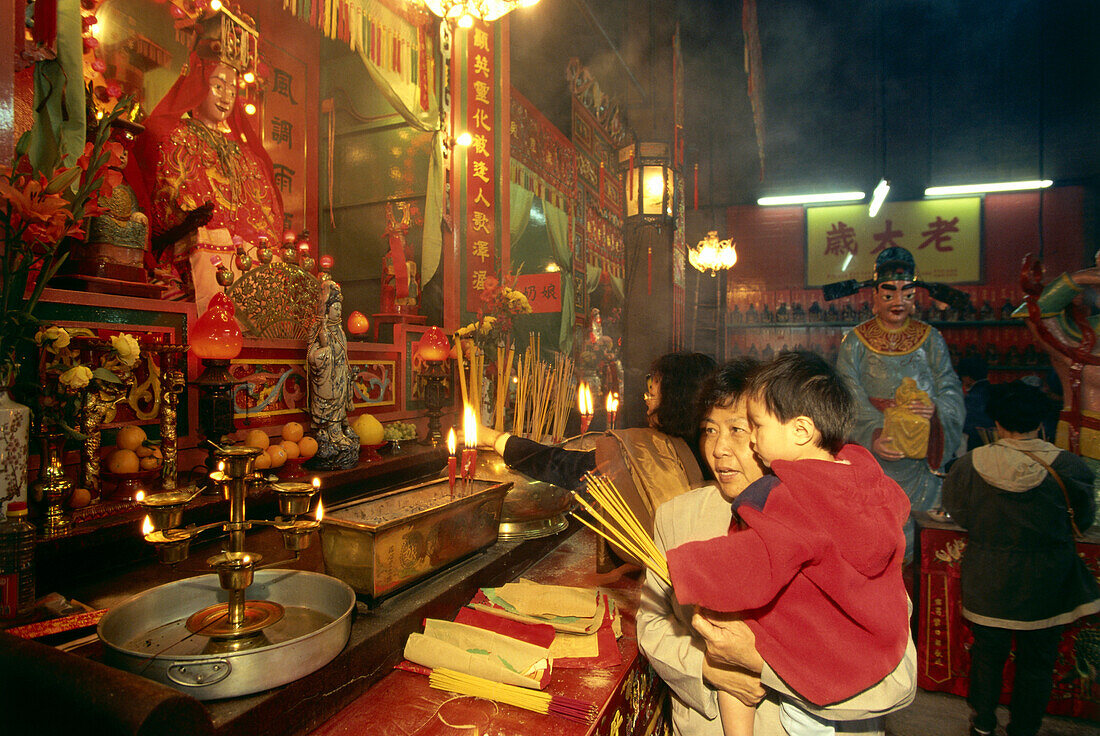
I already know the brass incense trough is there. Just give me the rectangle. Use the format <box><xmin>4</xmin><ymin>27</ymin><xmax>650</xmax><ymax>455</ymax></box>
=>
<box><xmin>319</xmin><ymin>477</ymin><xmax>510</xmax><ymax>600</ymax></box>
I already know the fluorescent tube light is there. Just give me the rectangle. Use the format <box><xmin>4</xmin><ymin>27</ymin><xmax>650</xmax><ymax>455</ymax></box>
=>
<box><xmin>924</xmin><ymin>180</ymin><xmax>1053</xmax><ymax>197</ymax></box>
<box><xmin>757</xmin><ymin>191</ymin><xmax>866</xmax><ymax>206</ymax></box>
<box><xmin>868</xmin><ymin>179</ymin><xmax>890</xmax><ymax>217</ymax></box>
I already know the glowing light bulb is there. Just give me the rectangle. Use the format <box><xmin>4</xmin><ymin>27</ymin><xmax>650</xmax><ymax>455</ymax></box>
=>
<box><xmin>244</xmin><ymin>103</ymin><xmax>257</xmax><ymax>115</ymax></box>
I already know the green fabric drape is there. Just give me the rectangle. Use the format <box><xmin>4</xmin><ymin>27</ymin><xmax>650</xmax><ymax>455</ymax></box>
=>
<box><xmin>509</xmin><ymin>183</ymin><xmax>534</xmax><ymax>242</ymax></box>
<box><xmin>28</xmin><ymin>0</ymin><xmax>85</xmax><ymax>173</ymax></box>
<box><xmin>543</xmin><ymin>201</ymin><xmax>572</xmax><ymax>351</ymax></box>
<box><xmin>348</xmin><ymin>0</ymin><xmax>444</xmax><ymax>285</ymax></box>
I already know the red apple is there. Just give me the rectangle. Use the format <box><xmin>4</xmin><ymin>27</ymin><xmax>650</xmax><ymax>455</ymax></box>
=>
<box><xmin>347</xmin><ymin>311</ymin><xmax>370</xmax><ymax>335</ymax></box>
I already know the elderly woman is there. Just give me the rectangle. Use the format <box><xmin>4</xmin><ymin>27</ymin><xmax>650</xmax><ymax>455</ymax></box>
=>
<box><xmin>638</xmin><ymin>357</ymin><xmax>916</xmax><ymax>735</ymax></box>
<box><xmin>942</xmin><ymin>380</ymin><xmax>1099</xmax><ymax>736</ymax></box>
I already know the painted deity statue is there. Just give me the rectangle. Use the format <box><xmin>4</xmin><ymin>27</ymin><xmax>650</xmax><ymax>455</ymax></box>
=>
<box><xmin>830</xmin><ymin>247</ymin><xmax>966</xmax><ymax>559</ymax></box>
<box><xmin>125</xmin><ymin>47</ymin><xmax>284</xmax><ymax>314</ymax></box>
<box><xmin>82</xmin><ymin>118</ymin><xmax>149</xmax><ymax>266</ymax></box>
<box><xmin>305</xmin><ymin>281</ymin><xmax>359</xmax><ymax>470</ymax></box>
<box><xmin>1015</xmin><ymin>252</ymin><xmax>1100</xmax><ymax>462</ymax></box>
<box><xmin>379</xmin><ymin>202</ymin><xmax>421</xmax><ymax>315</ymax></box>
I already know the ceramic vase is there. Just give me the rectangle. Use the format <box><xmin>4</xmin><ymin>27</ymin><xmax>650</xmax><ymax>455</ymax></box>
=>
<box><xmin>0</xmin><ymin>387</ymin><xmax>30</xmax><ymax>516</ymax></box>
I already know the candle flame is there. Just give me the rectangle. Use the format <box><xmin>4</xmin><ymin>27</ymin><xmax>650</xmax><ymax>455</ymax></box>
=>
<box><xmin>312</xmin><ymin>476</ymin><xmax>321</xmax><ymax>490</ymax></box>
<box><xmin>606</xmin><ymin>392</ymin><xmax>619</xmax><ymax>413</ymax></box>
<box><xmin>463</xmin><ymin>404</ymin><xmax>477</xmax><ymax>449</ymax></box>
<box><xmin>447</xmin><ymin>427</ymin><xmax>457</xmax><ymax>455</ymax></box>
<box><xmin>135</xmin><ymin>490</ymin><xmax>145</xmax><ymax>503</ymax></box>
<box><xmin>243</xmin><ymin>555</ymin><xmax>251</xmax><ymax>565</ymax></box>
<box><xmin>315</xmin><ymin>499</ymin><xmax>324</xmax><ymax>522</ymax></box>
<box><xmin>142</xmin><ymin>516</ymin><xmax>154</xmax><ymax>536</ymax></box>
<box><xmin>578</xmin><ymin>382</ymin><xmax>594</xmax><ymax>416</ymax></box>
<box><xmin>218</xmin><ymin>460</ymin><xmax>225</xmax><ymax>472</ymax></box>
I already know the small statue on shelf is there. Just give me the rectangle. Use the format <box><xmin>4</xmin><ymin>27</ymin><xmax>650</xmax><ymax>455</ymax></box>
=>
<box><xmin>380</xmin><ymin>202</ymin><xmax>422</xmax><ymax>315</ymax></box>
<box><xmin>304</xmin><ymin>281</ymin><xmax>359</xmax><ymax>470</ymax></box>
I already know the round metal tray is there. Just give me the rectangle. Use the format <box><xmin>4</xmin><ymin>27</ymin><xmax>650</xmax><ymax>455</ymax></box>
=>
<box><xmin>98</xmin><ymin>569</ymin><xmax>355</xmax><ymax>700</ymax></box>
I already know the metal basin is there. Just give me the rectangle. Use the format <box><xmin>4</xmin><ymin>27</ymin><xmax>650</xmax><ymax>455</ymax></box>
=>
<box><xmin>477</xmin><ymin>449</ymin><xmax>577</xmax><ymax>541</ymax></box>
<box><xmin>97</xmin><ymin>569</ymin><xmax>355</xmax><ymax>701</ymax></box>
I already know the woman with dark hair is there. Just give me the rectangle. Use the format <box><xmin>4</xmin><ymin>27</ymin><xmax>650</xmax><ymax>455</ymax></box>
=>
<box><xmin>478</xmin><ymin>351</ymin><xmax>717</xmax><ymax>490</ymax></box>
<box><xmin>942</xmin><ymin>380</ymin><xmax>1100</xmax><ymax>736</ymax></box>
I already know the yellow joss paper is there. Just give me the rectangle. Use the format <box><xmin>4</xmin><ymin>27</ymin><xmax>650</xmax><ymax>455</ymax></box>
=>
<box><xmin>882</xmin><ymin>377</ymin><xmax>932</xmax><ymax>459</ymax></box>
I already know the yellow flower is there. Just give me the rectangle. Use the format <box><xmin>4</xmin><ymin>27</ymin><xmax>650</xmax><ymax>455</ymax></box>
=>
<box><xmin>59</xmin><ymin>365</ymin><xmax>93</xmax><ymax>390</ymax></box>
<box><xmin>35</xmin><ymin>325</ymin><xmax>71</xmax><ymax>350</ymax></box>
<box><xmin>111</xmin><ymin>333</ymin><xmax>141</xmax><ymax>367</ymax></box>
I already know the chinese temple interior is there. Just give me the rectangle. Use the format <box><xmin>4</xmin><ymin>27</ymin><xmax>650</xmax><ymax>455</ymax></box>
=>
<box><xmin>1</xmin><ymin>1</ymin><xmax>1098</xmax><ymax>735</ymax></box>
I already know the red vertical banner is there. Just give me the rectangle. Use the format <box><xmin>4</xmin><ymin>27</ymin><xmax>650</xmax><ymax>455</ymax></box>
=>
<box><xmin>464</xmin><ymin>21</ymin><xmax>497</xmax><ymax>313</ymax></box>
<box><xmin>260</xmin><ymin>45</ymin><xmax>309</xmax><ymax>237</ymax></box>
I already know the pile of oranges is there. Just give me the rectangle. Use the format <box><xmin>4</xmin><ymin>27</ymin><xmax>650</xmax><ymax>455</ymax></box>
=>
<box><xmin>242</xmin><ymin>422</ymin><xmax>318</xmax><ymax>470</ymax></box>
<box><xmin>105</xmin><ymin>425</ymin><xmax>162</xmax><ymax>475</ymax></box>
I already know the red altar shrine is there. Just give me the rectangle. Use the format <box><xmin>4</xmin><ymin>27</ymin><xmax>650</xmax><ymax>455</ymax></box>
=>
<box><xmin>916</xmin><ymin>517</ymin><xmax>1100</xmax><ymax>720</ymax></box>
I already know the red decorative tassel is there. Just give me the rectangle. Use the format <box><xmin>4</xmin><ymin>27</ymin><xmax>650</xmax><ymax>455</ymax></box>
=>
<box><xmin>628</xmin><ymin>153</ymin><xmax>634</xmax><ymax>191</ymax></box>
<box><xmin>599</xmin><ymin>161</ymin><xmax>605</xmax><ymax>209</ymax></box>
<box><xmin>693</xmin><ymin>163</ymin><xmax>699</xmax><ymax>210</ymax></box>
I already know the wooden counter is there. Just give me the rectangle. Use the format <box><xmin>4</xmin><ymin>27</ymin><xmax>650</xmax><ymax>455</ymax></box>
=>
<box><xmin>307</xmin><ymin>529</ymin><xmax>667</xmax><ymax>736</ymax></box>
<box><xmin>3</xmin><ymin>503</ymin><xmax>581</xmax><ymax>736</ymax></box>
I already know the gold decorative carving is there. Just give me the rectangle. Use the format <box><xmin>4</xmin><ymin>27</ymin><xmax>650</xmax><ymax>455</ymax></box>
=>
<box><xmin>227</xmin><ymin>261</ymin><xmax>323</xmax><ymax>339</ymax></box>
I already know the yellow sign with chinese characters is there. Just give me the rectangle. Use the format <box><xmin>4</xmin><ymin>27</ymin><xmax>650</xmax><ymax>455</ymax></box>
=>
<box><xmin>805</xmin><ymin>198</ymin><xmax>981</xmax><ymax>286</ymax></box>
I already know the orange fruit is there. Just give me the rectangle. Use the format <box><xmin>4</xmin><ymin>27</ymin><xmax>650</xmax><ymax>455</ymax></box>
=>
<box><xmin>116</xmin><ymin>425</ymin><xmax>147</xmax><ymax>451</ymax></box>
<box><xmin>253</xmin><ymin>452</ymin><xmax>272</xmax><ymax>470</ymax></box>
<box><xmin>244</xmin><ymin>429</ymin><xmax>270</xmax><ymax>450</ymax></box>
<box><xmin>69</xmin><ymin>488</ymin><xmax>92</xmax><ymax>509</ymax></box>
<box><xmin>281</xmin><ymin>440</ymin><xmax>300</xmax><ymax>459</ymax></box>
<box><xmin>107</xmin><ymin>448</ymin><xmax>140</xmax><ymax>474</ymax></box>
<box><xmin>139</xmin><ymin>456</ymin><xmax>161</xmax><ymax>471</ymax></box>
<box><xmin>298</xmin><ymin>436</ymin><xmax>318</xmax><ymax>458</ymax></box>
<box><xmin>281</xmin><ymin>421</ymin><xmax>304</xmax><ymax>442</ymax></box>
<box><xmin>135</xmin><ymin>445</ymin><xmax>154</xmax><ymax>458</ymax></box>
<box><xmin>266</xmin><ymin>444</ymin><xmax>287</xmax><ymax>468</ymax></box>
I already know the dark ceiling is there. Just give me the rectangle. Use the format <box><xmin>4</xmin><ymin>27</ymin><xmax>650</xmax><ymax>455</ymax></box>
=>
<box><xmin>509</xmin><ymin>0</ymin><xmax>1100</xmax><ymax>207</ymax></box>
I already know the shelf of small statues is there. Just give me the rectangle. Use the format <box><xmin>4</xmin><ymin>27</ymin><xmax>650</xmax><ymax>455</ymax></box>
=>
<box><xmin>727</xmin><ymin>318</ymin><xmax>1027</xmax><ymax>330</ymax></box>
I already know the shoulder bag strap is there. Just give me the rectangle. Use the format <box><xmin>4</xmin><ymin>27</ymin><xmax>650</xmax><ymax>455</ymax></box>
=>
<box><xmin>1017</xmin><ymin>448</ymin><xmax>1083</xmax><ymax>539</ymax></box>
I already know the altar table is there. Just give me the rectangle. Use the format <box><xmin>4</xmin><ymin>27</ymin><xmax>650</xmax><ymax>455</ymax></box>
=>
<box><xmin>308</xmin><ymin>529</ymin><xmax>670</xmax><ymax>736</ymax></box>
<box><xmin>915</xmin><ymin>515</ymin><xmax>1100</xmax><ymax>720</ymax></box>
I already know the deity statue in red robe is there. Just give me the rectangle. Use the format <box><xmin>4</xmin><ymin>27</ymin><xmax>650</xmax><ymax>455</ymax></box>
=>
<box><xmin>125</xmin><ymin>46</ymin><xmax>284</xmax><ymax>313</ymax></box>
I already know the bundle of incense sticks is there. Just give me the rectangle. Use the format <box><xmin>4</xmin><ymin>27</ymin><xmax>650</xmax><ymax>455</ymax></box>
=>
<box><xmin>428</xmin><ymin>667</ymin><xmax>597</xmax><ymax>723</ymax></box>
<box><xmin>510</xmin><ymin>336</ymin><xmax>577</xmax><ymax>441</ymax></box>
<box><xmin>572</xmin><ymin>472</ymin><xmax>671</xmax><ymax>586</ymax></box>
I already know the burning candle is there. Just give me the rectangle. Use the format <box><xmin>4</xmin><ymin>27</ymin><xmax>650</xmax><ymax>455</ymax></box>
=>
<box><xmin>462</xmin><ymin>404</ymin><xmax>477</xmax><ymax>482</ymax></box>
<box><xmin>606</xmin><ymin>391</ymin><xmax>620</xmax><ymax>430</ymax></box>
<box><xmin>578</xmin><ymin>382</ymin><xmax>594</xmax><ymax>434</ymax></box>
<box><xmin>447</xmin><ymin>428</ymin><xmax>458</xmax><ymax>493</ymax></box>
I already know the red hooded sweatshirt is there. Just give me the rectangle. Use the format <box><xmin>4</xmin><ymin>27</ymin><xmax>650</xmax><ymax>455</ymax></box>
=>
<box><xmin>666</xmin><ymin>444</ymin><xmax>910</xmax><ymax>706</ymax></box>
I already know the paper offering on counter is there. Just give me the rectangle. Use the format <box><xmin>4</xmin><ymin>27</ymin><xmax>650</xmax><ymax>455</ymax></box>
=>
<box><xmin>549</xmin><ymin>630</ymin><xmax>601</xmax><ymax>660</ymax></box>
<box><xmin>494</xmin><ymin>580</ymin><xmax>600</xmax><ymax>619</ymax></box>
<box><xmin>403</xmin><ymin>618</ymin><xmax>552</xmax><ymax>690</ymax></box>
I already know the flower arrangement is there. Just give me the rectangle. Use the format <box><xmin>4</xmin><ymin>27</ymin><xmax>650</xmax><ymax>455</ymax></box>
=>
<box><xmin>454</xmin><ymin>276</ymin><xmax>533</xmax><ymax>356</ymax></box>
<box><xmin>0</xmin><ymin>99</ymin><xmax>132</xmax><ymax>383</ymax></box>
<box><xmin>35</xmin><ymin>325</ymin><xmax>141</xmax><ymax>439</ymax></box>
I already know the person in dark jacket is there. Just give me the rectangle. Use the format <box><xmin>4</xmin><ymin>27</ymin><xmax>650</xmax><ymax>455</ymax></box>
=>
<box><xmin>942</xmin><ymin>380</ymin><xmax>1100</xmax><ymax>736</ymax></box>
<box><xmin>479</xmin><ymin>351</ymin><xmax>717</xmax><ymax>489</ymax></box>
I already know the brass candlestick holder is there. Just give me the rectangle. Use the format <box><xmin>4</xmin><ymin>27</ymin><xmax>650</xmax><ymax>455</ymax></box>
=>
<box><xmin>417</xmin><ymin>360</ymin><xmax>449</xmax><ymax>447</ymax></box>
<box><xmin>138</xmin><ymin>446</ymin><xmax>323</xmax><ymax>645</ymax></box>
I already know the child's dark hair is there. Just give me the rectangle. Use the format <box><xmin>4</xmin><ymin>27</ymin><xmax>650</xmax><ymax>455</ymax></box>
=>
<box><xmin>649</xmin><ymin>352</ymin><xmax>717</xmax><ymax>443</ymax></box>
<box><xmin>694</xmin><ymin>357</ymin><xmax>762</xmax><ymax>431</ymax></box>
<box><xmin>986</xmin><ymin>380</ymin><xmax>1052</xmax><ymax>433</ymax></box>
<box><xmin>749</xmin><ymin>351</ymin><xmax>853</xmax><ymax>454</ymax></box>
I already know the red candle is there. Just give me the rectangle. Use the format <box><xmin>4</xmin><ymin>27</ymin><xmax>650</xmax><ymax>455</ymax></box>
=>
<box><xmin>578</xmin><ymin>382</ymin><xmax>594</xmax><ymax>434</ymax></box>
<box><xmin>446</xmin><ymin>428</ymin><xmax>457</xmax><ymax>494</ymax></box>
<box><xmin>462</xmin><ymin>405</ymin><xmax>477</xmax><ymax>482</ymax></box>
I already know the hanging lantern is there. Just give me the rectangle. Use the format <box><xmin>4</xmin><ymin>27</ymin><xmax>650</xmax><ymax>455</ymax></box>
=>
<box><xmin>619</xmin><ymin>142</ymin><xmax>677</xmax><ymax>225</ymax></box>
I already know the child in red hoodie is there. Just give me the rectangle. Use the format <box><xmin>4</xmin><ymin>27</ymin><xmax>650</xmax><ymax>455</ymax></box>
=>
<box><xmin>666</xmin><ymin>352</ymin><xmax>911</xmax><ymax>736</ymax></box>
